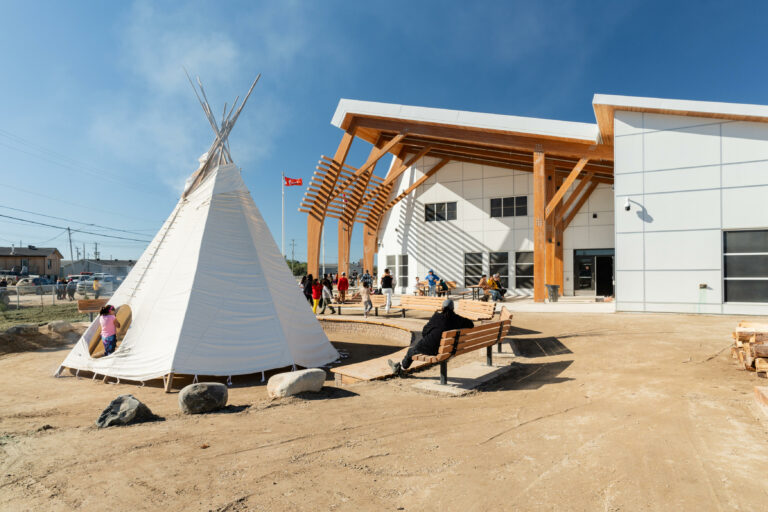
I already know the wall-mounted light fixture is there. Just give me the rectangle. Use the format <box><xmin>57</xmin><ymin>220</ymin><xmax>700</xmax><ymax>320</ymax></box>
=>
<box><xmin>624</xmin><ymin>197</ymin><xmax>631</xmax><ymax>211</ymax></box>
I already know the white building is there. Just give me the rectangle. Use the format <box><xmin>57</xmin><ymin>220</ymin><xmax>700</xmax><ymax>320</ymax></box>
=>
<box><xmin>303</xmin><ymin>94</ymin><xmax>768</xmax><ymax>315</ymax></box>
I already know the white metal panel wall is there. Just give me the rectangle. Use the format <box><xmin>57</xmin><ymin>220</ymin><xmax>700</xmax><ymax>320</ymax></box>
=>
<box><xmin>613</xmin><ymin>110</ymin><xmax>768</xmax><ymax>315</ymax></box>
<box><xmin>377</xmin><ymin>155</ymin><xmax>614</xmax><ymax>296</ymax></box>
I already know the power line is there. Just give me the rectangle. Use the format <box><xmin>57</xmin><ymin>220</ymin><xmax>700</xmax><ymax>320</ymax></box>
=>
<box><xmin>0</xmin><ymin>213</ymin><xmax>151</xmax><ymax>243</ymax></box>
<box><xmin>0</xmin><ymin>205</ymin><xmax>155</xmax><ymax>237</ymax></box>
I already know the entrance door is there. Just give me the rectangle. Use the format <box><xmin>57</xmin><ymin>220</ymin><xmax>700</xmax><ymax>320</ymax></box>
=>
<box><xmin>595</xmin><ymin>255</ymin><xmax>614</xmax><ymax>296</ymax></box>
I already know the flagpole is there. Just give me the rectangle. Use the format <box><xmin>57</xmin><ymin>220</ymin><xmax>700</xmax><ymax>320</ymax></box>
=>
<box><xmin>281</xmin><ymin>171</ymin><xmax>285</xmax><ymax>258</ymax></box>
<box><xmin>322</xmin><ymin>223</ymin><xmax>326</xmax><ymax>277</ymax></box>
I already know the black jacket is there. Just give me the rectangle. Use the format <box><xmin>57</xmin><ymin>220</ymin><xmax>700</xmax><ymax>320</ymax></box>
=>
<box><xmin>417</xmin><ymin>310</ymin><xmax>474</xmax><ymax>355</ymax></box>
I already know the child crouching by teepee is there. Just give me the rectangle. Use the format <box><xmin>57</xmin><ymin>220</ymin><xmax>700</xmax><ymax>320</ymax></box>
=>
<box><xmin>99</xmin><ymin>305</ymin><xmax>121</xmax><ymax>356</ymax></box>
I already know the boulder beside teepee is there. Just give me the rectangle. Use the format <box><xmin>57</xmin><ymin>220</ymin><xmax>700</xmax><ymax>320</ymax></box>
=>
<box><xmin>56</xmin><ymin>75</ymin><xmax>338</xmax><ymax>388</ymax></box>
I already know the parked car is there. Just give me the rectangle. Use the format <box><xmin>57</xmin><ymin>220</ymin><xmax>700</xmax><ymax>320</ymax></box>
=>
<box><xmin>14</xmin><ymin>277</ymin><xmax>54</xmax><ymax>295</ymax></box>
<box><xmin>76</xmin><ymin>275</ymin><xmax>115</xmax><ymax>295</ymax></box>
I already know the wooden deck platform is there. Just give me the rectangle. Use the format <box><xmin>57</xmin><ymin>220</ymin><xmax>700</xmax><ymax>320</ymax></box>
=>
<box><xmin>331</xmin><ymin>347</ymin><xmax>431</xmax><ymax>385</ymax></box>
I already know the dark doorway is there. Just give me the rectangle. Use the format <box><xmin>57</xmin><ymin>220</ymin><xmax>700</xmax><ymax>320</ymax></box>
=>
<box><xmin>573</xmin><ymin>249</ymin><xmax>614</xmax><ymax>296</ymax></box>
<box><xmin>595</xmin><ymin>255</ymin><xmax>614</xmax><ymax>296</ymax></box>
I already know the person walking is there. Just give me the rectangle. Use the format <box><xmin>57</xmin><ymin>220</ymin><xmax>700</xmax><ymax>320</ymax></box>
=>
<box><xmin>337</xmin><ymin>272</ymin><xmax>349</xmax><ymax>303</ymax></box>
<box><xmin>380</xmin><ymin>268</ymin><xmax>394</xmax><ymax>314</ymax></box>
<box><xmin>425</xmin><ymin>269</ymin><xmax>439</xmax><ymax>296</ymax></box>
<box><xmin>303</xmin><ymin>274</ymin><xmax>314</xmax><ymax>305</ymax></box>
<box><xmin>311</xmin><ymin>278</ymin><xmax>323</xmax><ymax>314</ymax></box>
<box><xmin>361</xmin><ymin>269</ymin><xmax>372</xmax><ymax>289</ymax></box>
<box><xmin>359</xmin><ymin>282</ymin><xmax>373</xmax><ymax>318</ymax></box>
<box><xmin>66</xmin><ymin>278</ymin><xmax>77</xmax><ymax>301</ymax></box>
<box><xmin>93</xmin><ymin>278</ymin><xmax>101</xmax><ymax>299</ymax></box>
<box><xmin>320</xmin><ymin>277</ymin><xmax>336</xmax><ymax>314</ymax></box>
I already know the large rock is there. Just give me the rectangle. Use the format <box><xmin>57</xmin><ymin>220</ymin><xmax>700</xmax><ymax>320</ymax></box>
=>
<box><xmin>178</xmin><ymin>382</ymin><xmax>228</xmax><ymax>414</ymax></box>
<box><xmin>267</xmin><ymin>368</ymin><xmax>326</xmax><ymax>398</ymax></box>
<box><xmin>5</xmin><ymin>323</ymin><xmax>38</xmax><ymax>336</ymax></box>
<box><xmin>47</xmin><ymin>320</ymin><xmax>73</xmax><ymax>333</ymax></box>
<box><xmin>96</xmin><ymin>395</ymin><xmax>156</xmax><ymax>428</ymax></box>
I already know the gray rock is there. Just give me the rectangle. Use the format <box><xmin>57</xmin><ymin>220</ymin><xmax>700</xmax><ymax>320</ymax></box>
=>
<box><xmin>47</xmin><ymin>320</ymin><xmax>73</xmax><ymax>333</ymax></box>
<box><xmin>5</xmin><ymin>324</ymin><xmax>38</xmax><ymax>335</ymax></box>
<box><xmin>267</xmin><ymin>368</ymin><xmax>326</xmax><ymax>398</ymax></box>
<box><xmin>178</xmin><ymin>382</ymin><xmax>228</xmax><ymax>414</ymax></box>
<box><xmin>96</xmin><ymin>395</ymin><xmax>156</xmax><ymax>428</ymax></box>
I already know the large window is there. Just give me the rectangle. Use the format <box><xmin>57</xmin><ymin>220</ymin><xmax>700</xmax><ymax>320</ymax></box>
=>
<box><xmin>398</xmin><ymin>254</ymin><xmax>409</xmax><ymax>288</ymax></box>
<box><xmin>724</xmin><ymin>230</ymin><xmax>768</xmax><ymax>302</ymax></box>
<box><xmin>490</xmin><ymin>196</ymin><xmax>527</xmax><ymax>218</ymax></box>
<box><xmin>464</xmin><ymin>252</ymin><xmax>483</xmax><ymax>287</ymax></box>
<box><xmin>386</xmin><ymin>255</ymin><xmax>409</xmax><ymax>288</ymax></box>
<box><xmin>515</xmin><ymin>252</ymin><xmax>534</xmax><ymax>289</ymax></box>
<box><xmin>489</xmin><ymin>252</ymin><xmax>509</xmax><ymax>288</ymax></box>
<box><xmin>425</xmin><ymin>202</ymin><xmax>457</xmax><ymax>222</ymax></box>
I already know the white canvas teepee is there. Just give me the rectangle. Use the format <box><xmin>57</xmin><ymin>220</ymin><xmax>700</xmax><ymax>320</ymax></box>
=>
<box><xmin>57</xmin><ymin>75</ymin><xmax>338</xmax><ymax>384</ymax></box>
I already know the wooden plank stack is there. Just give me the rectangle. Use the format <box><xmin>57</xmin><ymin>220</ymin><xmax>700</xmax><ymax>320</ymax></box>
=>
<box><xmin>731</xmin><ymin>321</ymin><xmax>768</xmax><ymax>377</ymax></box>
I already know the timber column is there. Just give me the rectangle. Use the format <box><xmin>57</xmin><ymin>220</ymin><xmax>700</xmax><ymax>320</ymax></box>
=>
<box><xmin>307</xmin><ymin>129</ymin><xmax>354</xmax><ymax>277</ymax></box>
<box><xmin>545</xmin><ymin>162</ymin><xmax>556</xmax><ymax>293</ymax></box>
<box><xmin>533</xmin><ymin>150</ymin><xmax>547</xmax><ymax>302</ymax></box>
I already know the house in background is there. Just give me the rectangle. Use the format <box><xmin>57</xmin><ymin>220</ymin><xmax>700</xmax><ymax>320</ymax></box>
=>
<box><xmin>61</xmin><ymin>259</ymin><xmax>136</xmax><ymax>278</ymax></box>
<box><xmin>0</xmin><ymin>246</ymin><xmax>63</xmax><ymax>277</ymax></box>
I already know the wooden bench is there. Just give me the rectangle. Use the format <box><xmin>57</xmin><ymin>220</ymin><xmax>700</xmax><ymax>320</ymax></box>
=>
<box><xmin>398</xmin><ymin>296</ymin><xmax>497</xmax><ymax>321</ymax></box>
<box><xmin>455</xmin><ymin>300</ymin><xmax>496</xmax><ymax>321</ymax></box>
<box><xmin>413</xmin><ymin>311</ymin><xmax>512</xmax><ymax>385</ymax></box>
<box><xmin>78</xmin><ymin>299</ymin><xmax>108</xmax><ymax>321</ymax></box>
<box><xmin>333</xmin><ymin>294</ymin><xmax>403</xmax><ymax>316</ymax></box>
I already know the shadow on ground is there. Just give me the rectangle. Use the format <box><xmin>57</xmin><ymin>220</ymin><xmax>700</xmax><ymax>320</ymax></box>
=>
<box><xmin>510</xmin><ymin>336</ymin><xmax>573</xmax><ymax>357</ymax></box>
<box><xmin>486</xmin><ymin>360</ymin><xmax>574</xmax><ymax>391</ymax></box>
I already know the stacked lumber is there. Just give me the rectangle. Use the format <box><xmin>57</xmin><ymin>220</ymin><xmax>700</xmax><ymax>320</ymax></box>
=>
<box><xmin>731</xmin><ymin>322</ymin><xmax>768</xmax><ymax>377</ymax></box>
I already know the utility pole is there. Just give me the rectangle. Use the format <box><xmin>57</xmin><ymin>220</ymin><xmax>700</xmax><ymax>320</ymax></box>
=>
<box><xmin>67</xmin><ymin>227</ymin><xmax>74</xmax><ymax>273</ymax></box>
<box><xmin>94</xmin><ymin>242</ymin><xmax>99</xmax><ymax>260</ymax></box>
<box><xmin>290</xmin><ymin>239</ymin><xmax>296</xmax><ymax>275</ymax></box>
<box><xmin>281</xmin><ymin>171</ymin><xmax>285</xmax><ymax>257</ymax></box>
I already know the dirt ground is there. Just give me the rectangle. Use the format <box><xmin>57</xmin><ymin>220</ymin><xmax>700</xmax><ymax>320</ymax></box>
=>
<box><xmin>2</xmin><ymin>312</ymin><xmax>768</xmax><ymax>511</ymax></box>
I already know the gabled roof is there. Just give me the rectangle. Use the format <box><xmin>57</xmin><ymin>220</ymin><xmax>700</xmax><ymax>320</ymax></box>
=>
<box><xmin>0</xmin><ymin>247</ymin><xmax>62</xmax><ymax>258</ymax></box>
<box><xmin>593</xmin><ymin>93</ymin><xmax>768</xmax><ymax>144</ymax></box>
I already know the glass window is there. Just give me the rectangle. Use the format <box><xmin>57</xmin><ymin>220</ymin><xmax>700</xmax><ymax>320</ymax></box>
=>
<box><xmin>425</xmin><ymin>204</ymin><xmax>435</xmax><ymax>222</ymax></box>
<box><xmin>724</xmin><ymin>230</ymin><xmax>768</xmax><ymax>302</ymax></box>
<box><xmin>446</xmin><ymin>202</ymin><xmax>457</xmax><ymax>221</ymax></box>
<box><xmin>515</xmin><ymin>196</ymin><xmax>528</xmax><ymax>216</ymax></box>
<box><xmin>398</xmin><ymin>254</ymin><xmax>408</xmax><ymax>288</ymax></box>
<box><xmin>435</xmin><ymin>202</ymin><xmax>446</xmax><ymax>221</ymax></box>
<box><xmin>515</xmin><ymin>251</ymin><xmax>534</xmax><ymax>289</ymax></box>
<box><xmin>490</xmin><ymin>198</ymin><xmax>502</xmax><ymax>218</ymax></box>
<box><xmin>464</xmin><ymin>252</ymin><xmax>483</xmax><ymax>287</ymax></box>
<box><xmin>425</xmin><ymin>202</ymin><xmax>457</xmax><ymax>222</ymax></box>
<box><xmin>489</xmin><ymin>252</ymin><xmax>509</xmax><ymax>288</ymax></box>
<box><xmin>490</xmin><ymin>196</ymin><xmax>527</xmax><ymax>218</ymax></box>
<box><xmin>386</xmin><ymin>255</ymin><xmax>396</xmax><ymax>268</ymax></box>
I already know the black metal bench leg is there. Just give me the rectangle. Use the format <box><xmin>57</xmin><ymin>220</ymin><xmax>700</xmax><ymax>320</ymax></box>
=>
<box><xmin>497</xmin><ymin>342</ymin><xmax>502</xmax><ymax>353</ymax></box>
<box><xmin>439</xmin><ymin>361</ymin><xmax>447</xmax><ymax>385</ymax></box>
<box><xmin>487</xmin><ymin>345</ymin><xmax>493</xmax><ymax>366</ymax></box>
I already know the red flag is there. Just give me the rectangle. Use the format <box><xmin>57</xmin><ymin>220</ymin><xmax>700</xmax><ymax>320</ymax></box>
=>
<box><xmin>284</xmin><ymin>177</ymin><xmax>303</xmax><ymax>187</ymax></box>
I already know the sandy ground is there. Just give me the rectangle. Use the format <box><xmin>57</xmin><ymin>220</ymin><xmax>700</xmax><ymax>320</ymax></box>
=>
<box><xmin>2</xmin><ymin>312</ymin><xmax>768</xmax><ymax>511</ymax></box>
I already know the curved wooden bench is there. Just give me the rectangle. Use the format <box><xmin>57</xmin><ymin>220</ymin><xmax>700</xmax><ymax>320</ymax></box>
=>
<box><xmin>454</xmin><ymin>300</ymin><xmax>496</xmax><ymax>321</ymax></box>
<box><xmin>334</xmin><ymin>294</ymin><xmax>403</xmax><ymax>316</ymax></box>
<box><xmin>413</xmin><ymin>314</ymin><xmax>512</xmax><ymax>385</ymax></box>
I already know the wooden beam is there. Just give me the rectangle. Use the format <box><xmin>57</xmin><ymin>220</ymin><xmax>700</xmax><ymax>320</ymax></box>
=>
<box><xmin>382</xmin><ymin>145</ymin><xmax>432</xmax><ymax>185</ymax></box>
<box><xmin>545</xmin><ymin>157</ymin><xmax>588</xmax><ymax>218</ymax></box>
<box><xmin>307</xmin><ymin>128</ymin><xmax>354</xmax><ymax>276</ymax></box>
<box><xmin>563</xmin><ymin>181</ymin><xmax>599</xmax><ymax>229</ymax></box>
<box><xmin>354</xmin><ymin>116</ymin><xmax>613</xmax><ymax>161</ymax></box>
<box><xmin>560</xmin><ymin>171</ymin><xmax>595</xmax><ymax>215</ymax></box>
<box><xmin>545</xmin><ymin>161</ymin><xmax>556</xmax><ymax>294</ymax></box>
<box><xmin>380</xmin><ymin>159</ymin><xmax>450</xmax><ymax>214</ymax></box>
<box><xmin>328</xmin><ymin>132</ymin><xmax>405</xmax><ymax>202</ymax></box>
<box><xmin>533</xmin><ymin>151</ymin><xmax>547</xmax><ymax>302</ymax></box>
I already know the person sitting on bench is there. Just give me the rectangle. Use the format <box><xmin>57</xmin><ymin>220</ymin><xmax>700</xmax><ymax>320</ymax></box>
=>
<box><xmin>387</xmin><ymin>298</ymin><xmax>474</xmax><ymax>376</ymax></box>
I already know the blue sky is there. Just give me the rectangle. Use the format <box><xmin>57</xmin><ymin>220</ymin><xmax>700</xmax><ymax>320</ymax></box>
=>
<box><xmin>1</xmin><ymin>0</ymin><xmax>767</xmax><ymax>264</ymax></box>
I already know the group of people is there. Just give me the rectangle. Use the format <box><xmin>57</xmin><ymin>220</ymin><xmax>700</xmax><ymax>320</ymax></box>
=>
<box><xmin>54</xmin><ymin>278</ymin><xmax>78</xmax><ymax>300</ymax></box>
<box><xmin>412</xmin><ymin>269</ymin><xmax>450</xmax><ymax>297</ymax></box>
<box><xmin>478</xmin><ymin>273</ymin><xmax>505</xmax><ymax>301</ymax></box>
<box><xmin>299</xmin><ymin>268</ymin><xmax>397</xmax><ymax>318</ymax></box>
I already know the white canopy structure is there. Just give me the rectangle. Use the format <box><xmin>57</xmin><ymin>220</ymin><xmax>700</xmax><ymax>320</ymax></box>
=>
<box><xmin>57</xmin><ymin>75</ymin><xmax>338</xmax><ymax>388</ymax></box>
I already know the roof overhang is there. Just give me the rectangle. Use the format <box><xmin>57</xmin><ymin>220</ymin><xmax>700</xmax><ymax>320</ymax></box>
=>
<box><xmin>331</xmin><ymin>99</ymin><xmax>613</xmax><ymax>162</ymax></box>
<box><xmin>593</xmin><ymin>93</ymin><xmax>768</xmax><ymax>145</ymax></box>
